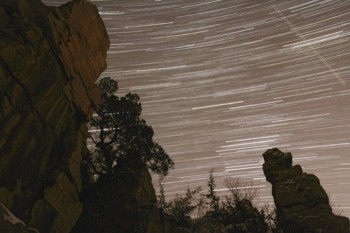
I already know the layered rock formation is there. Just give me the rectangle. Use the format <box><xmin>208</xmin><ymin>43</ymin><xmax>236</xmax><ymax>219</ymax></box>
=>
<box><xmin>263</xmin><ymin>148</ymin><xmax>350</xmax><ymax>233</ymax></box>
<box><xmin>0</xmin><ymin>0</ymin><xmax>109</xmax><ymax>232</ymax></box>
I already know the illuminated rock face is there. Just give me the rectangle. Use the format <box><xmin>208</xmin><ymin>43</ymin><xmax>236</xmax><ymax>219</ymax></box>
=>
<box><xmin>263</xmin><ymin>148</ymin><xmax>350</xmax><ymax>233</ymax></box>
<box><xmin>0</xmin><ymin>0</ymin><xmax>109</xmax><ymax>232</ymax></box>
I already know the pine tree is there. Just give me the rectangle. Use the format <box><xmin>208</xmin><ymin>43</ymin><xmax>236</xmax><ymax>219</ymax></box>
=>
<box><xmin>206</xmin><ymin>169</ymin><xmax>220</xmax><ymax>213</ymax></box>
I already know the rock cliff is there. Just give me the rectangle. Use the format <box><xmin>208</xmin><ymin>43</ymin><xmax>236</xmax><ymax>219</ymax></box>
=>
<box><xmin>263</xmin><ymin>148</ymin><xmax>350</xmax><ymax>233</ymax></box>
<box><xmin>0</xmin><ymin>0</ymin><xmax>109</xmax><ymax>232</ymax></box>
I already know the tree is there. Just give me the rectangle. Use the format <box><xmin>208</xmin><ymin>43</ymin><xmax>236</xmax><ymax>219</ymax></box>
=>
<box><xmin>159</xmin><ymin>172</ymin><xmax>272</xmax><ymax>232</ymax></box>
<box><xmin>219</xmin><ymin>178</ymin><xmax>268</xmax><ymax>233</ymax></box>
<box><xmin>223</xmin><ymin>177</ymin><xmax>258</xmax><ymax>204</ymax></box>
<box><xmin>168</xmin><ymin>186</ymin><xmax>202</xmax><ymax>228</ymax></box>
<box><xmin>157</xmin><ymin>175</ymin><xmax>169</xmax><ymax>211</ymax></box>
<box><xmin>83</xmin><ymin>77</ymin><xmax>174</xmax><ymax>183</ymax></box>
<box><xmin>206</xmin><ymin>169</ymin><xmax>220</xmax><ymax>213</ymax></box>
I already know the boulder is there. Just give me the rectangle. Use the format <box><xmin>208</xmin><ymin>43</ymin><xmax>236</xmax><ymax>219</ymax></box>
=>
<box><xmin>263</xmin><ymin>148</ymin><xmax>350</xmax><ymax>233</ymax></box>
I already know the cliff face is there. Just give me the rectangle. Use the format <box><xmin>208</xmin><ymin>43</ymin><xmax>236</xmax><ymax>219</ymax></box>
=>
<box><xmin>263</xmin><ymin>148</ymin><xmax>350</xmax><ymax>233</ymax></box>
<box><xmin>0</xmin><ymin>0</ymin><xmax>109</xmax><ymax>232</ymax></box>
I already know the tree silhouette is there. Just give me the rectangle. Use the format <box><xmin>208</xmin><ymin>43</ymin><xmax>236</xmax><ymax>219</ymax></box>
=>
<box><xmin>206</xmin><ymin>169</ymin><xmax>220</xmax><ymax>213</ymax></box>
<box><xmin>157</xmin><ymin>175</ymin><xmax>169</xmax><ymax>211</ymax></box>
<box><xmin>83</xmin><ymin>77</ymin><xmax>174</xmax><ymax>183</ymax></box>
<box><xmin>168</xmin><ymin>186</ymin><xmax>202</xmax><ymax>228</ymax></box>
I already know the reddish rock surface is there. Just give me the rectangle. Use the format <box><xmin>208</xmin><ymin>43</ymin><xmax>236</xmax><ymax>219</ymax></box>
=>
<box><xmin>0</xmin><ymin>0</ymin><xmax>109</xmax><ymax>232</ymax></box>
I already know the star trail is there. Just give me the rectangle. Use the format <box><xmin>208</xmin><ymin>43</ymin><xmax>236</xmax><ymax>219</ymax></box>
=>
<box><xmin>44</xmin><ymin>0</ymin><xmax>350</xmax><ymax>217</ymax></box>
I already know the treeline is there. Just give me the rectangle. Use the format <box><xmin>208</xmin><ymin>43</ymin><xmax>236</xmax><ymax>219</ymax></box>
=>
<box><xmin>158</xmin><ymin>170</ymin><xmax>276</xmax><ymax>233</ymax></box>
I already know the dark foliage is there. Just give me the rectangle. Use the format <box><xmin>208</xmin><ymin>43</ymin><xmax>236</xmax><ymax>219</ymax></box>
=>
<box><xmin>209</xmin><ymin>175</ymin><xmax>269</xmax><ymax>233</ymax></box>
<box><xmin>167</xmin><ymin>187</ymin><xmax>202</xmax><ymax>228</ymax></box>
<box><xmin>157</xmin><ymin>175</ymin><xmax>169</xmax><ymax>211</ymax></box>
<box><xmin>206</xmin><ymin>169</ymin><xmax>220</xmax><ymax>214</ymax></box>
<box><xmin>83</xmin><ymin>77</ymin><xmax>174</xmax><ymax>183</ymax></box>
<box><xmin>160</xmin><ymin>171</ymin><xmax>270</xmax><ymax>232</ymax></box>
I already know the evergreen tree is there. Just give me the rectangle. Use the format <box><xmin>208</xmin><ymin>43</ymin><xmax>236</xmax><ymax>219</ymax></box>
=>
<box><xmin>83</xmin><ymin>77</ymin><xmax>174</xmax><ymax>183</ymax></box>
<box><xmin>206</xmin><ymin>169</ymin><xmax>220</xmax><ymax>213</ymax></box>
<box><xmin>168</xmin><ymin>186</ymin><xmax>202</xmax><ymax>228</ymax></box>
<box><xmin>157</xmin><ymin>175</ymin><xmax>169</xmax><ymax>211</ymax></box>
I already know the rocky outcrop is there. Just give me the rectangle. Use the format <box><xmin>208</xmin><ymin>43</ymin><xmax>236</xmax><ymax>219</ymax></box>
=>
<box><xmin>0</xmin><ymin>0</ymin><xmax>109</xmax><ymax>232</ymax></box>
<box><xmin>263</xmin><ymin>148</ymin><xmax>350</xmax><ymax>233</ymax></box>
<box><xmin>72</xmin><ymin>157</ymin><xmax>165</xmax><ymax>233</ymax></box>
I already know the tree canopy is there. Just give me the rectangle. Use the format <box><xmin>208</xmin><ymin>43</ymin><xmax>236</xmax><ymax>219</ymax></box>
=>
<box><xmin>83</xmin><ymin>77</ymin><xmax>174</xmax><ymax>182</ymax></box>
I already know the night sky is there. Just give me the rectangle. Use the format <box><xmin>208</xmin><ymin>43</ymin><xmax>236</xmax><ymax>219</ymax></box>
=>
<box><xmin>44</xmin><ymin>0</ymin><xmax>350</xmax><ymax>217</ymax></box>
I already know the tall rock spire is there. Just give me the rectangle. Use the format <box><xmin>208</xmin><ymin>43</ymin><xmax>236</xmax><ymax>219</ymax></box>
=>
<box><xmin>263</xmin><ymin>148</ymin><xmax>350</xmax><ymax>233</ymax></box>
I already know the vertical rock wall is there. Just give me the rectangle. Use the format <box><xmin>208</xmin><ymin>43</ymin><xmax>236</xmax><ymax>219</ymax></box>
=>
<box><xmin>0</xmin><ymin>0</ymin><xmax>109</xmax><ymax>232</ymax></box>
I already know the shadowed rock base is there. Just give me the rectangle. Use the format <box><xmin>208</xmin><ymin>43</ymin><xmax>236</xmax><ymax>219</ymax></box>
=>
<box><xmin>71</xmin><ymin>158</ymin><xmax>165</xmax><ymax>233</ymax></box>
<box><xmin>263</xmin><ymin>148</ymin><xmax>350</xmax><ymax>233</ymax></box>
